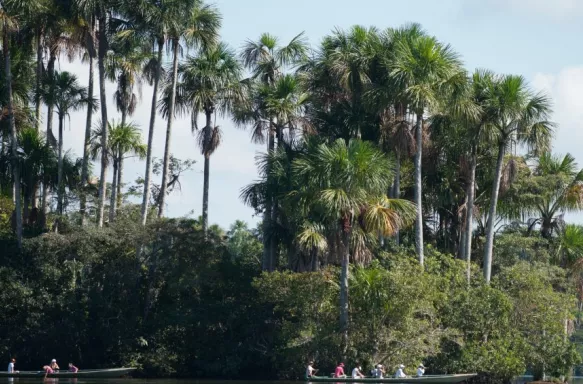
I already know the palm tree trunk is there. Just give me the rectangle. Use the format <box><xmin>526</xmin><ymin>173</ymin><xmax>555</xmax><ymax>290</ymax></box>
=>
<box><xmin>109</xmin><ymin>158</ymin><xmax>118</xmax><ymax>223</ymax></box>
<box><xmin>116</xmin><ymin>154</ymin><xmax>123</xmax><ymax>210</ymax></box>
<box><xmin>35</xmin><ymin>28</ymin><xmax>42</xmax><ymax>131</ymax></box>
<box><xmin>96</xmin><ymin>15</ymin><xmax>109</xmax><ymax>228</ymax></box>
<box><xmin>414</xmin><ymin>113</ymin><xmax>424</xmax><ymax>265</ymax></box>
<box><xmin>80</xmin><ymin>49</ymin><xmax>95</xmax><ymax>226</ymax></box>
<box><xmin>340</xmin><ymin>227</ymin><xmax>351</xmax><ymax>357</ymax></box>
<box><xmin>202</xmin><ymin>112</ymin><xmax>212</xmax><ymax>236</ymax></box>
<box><xmin>158</xmin><ymin>38</ymin><xmax>179</xmax><ymax>218</ymax></box>
<box><xmin>5</xmin><ymin>28</ymin><xmax>22</xmax><ymax>248</ymax></box>
<box><xmin>46</xmin><ymin>52</ymin><xmax>56</xmax><ymax>144</ymax></box>
<box><xmin>393</xmin><ymin>150</ymin><xmax>401</xmax><ymax>245</ymax></box>
<box><xmin>141</xmin><ymin>39</ymin><xmax>164</xmax><ymax>225</ymax></box>
<box><xmin>483</xmin><ymin>141</ymin><xmax>506</xmax><ymax>283</ymax></box>
<box><xmin>57</xmin><ymin>114</ymin><xmax>64</xmax><ymax>215</ymax></box>
<box><xmin>464</xmin><ymin>144</ymin><xmax>477</xmax><ymax>284</ymax></box>
<box><xmin>41</xmin><ymin>181</ymin><xmax>49</xmax><ymax>229</ymax></box>
<box><xmin>261</xmin><ymin>124</ymin><xmax>276</xmax><ymax>271</ymax></box>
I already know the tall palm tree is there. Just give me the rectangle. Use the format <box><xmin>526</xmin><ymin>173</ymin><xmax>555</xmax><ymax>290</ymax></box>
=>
<box><xmin>167</xmin><ymin>42</ymin><xmax>242</xmax><ymax>235</ymax></box>
<box><xmin>482</xmin><ymin>75</ymin><xmax>554</xmax><ymax>283</ymax></box>
<box><xmin>41</xmin><ymin>71</ymin><xmax>89</xmax><ymax>214</ymax></box>
<box><xmin>157</xmin><ymin>0</ymin><xmax>220</xmax><ymax>219</ymax></box>
<box><xmin>290</xmin><ymin>138</ymin><xmax>415</xmax><ymax>355</ymax></box>
<box><xmin>240</xmin><ymin>32</ymin><xmax>307</xmax><ymax>271</ymax></box>
<box><xmin>390</xmin><ymin>33</ymin><xmax>462</xmax><ymax>265</ymax></box>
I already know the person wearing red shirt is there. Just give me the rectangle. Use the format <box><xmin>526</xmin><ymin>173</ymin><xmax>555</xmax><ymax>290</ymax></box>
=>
<box><xmin>334</xmin><ymin>363</ymin><xmax>346</xmax><ymax>378</ymax></box>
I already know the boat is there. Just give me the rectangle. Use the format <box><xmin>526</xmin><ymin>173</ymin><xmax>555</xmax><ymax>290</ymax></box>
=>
<box><xmin>306</xmin><ymin>374</ymin><xmax>477</xmax><ymax>383</ymax></box>
<box><xmin>0</xmin><ymin>367</ymin><xmax>137</xmax><ymax>378</ymax></box>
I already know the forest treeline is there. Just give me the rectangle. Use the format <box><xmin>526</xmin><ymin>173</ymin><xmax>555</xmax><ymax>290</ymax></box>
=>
<box><xmin>0</xmin><ymin>0</ymin><xmax>582</xmax><ymax>382</ymax></box>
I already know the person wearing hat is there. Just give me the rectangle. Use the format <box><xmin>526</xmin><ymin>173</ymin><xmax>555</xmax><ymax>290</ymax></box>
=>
<box><xmin>50</xmin><ymin>359</ymin><xmax>60</xmax><ymax>372</ymax></box>
<box><xmin>373</xmin><ymin>364</ymin><xmax>385</xmax><ymax>379</ymax></box>
<box><xmin>395</xmin><ymin>364</ymin><xmax>407</xmax><ymax>378</ymax></box>
<box><xmin>334</xmin><ymin>363</ymin><xmax>346</xmax><ymax>378</ymax></box>
<box><xmin>416</xmin><ymin>364</ymin><xmax>425</xmax><ymax>377</ymax></box>
<box><xmin>306</xmin><ymin>361</ymin><xmax>318</xmax><ymax>378</ymax></box>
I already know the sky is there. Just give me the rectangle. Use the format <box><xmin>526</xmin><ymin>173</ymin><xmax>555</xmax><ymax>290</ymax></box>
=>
<box><xmin>53</xmin><ymin>0</ymin><xmax>583</xmax><ymax>229</ymax></box>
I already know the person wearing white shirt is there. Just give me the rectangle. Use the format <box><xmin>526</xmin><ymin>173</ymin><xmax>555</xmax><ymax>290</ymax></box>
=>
<box><xmin>352</xmin><ymin>365</ymin><xmax>365</xmax><ymax>379</ymax></box>
<box><xmin>374</xmin><ymin>364</ymin><xmax>385</xmax><ymax>379</ymax></box>
<box><xmin>306</xmin><ymin>361</ymin><xmax>317</xmax><ymax>378</ymax></box>
<box><xmin>416</xmin><ymin>364</ymin><xmax>425</xmax><ymax>377</ymax></box>
<box><xmin>395</xmin><ymin>364</ymin><xmax>407</xmax><ymax>378</ymax></box>
<box><xmin>7</xmin><ymin>359</ymin><xmax>15</xmax><ymax>373</ymax></box>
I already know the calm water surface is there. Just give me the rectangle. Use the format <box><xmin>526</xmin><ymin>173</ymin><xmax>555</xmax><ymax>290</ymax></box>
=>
<box><xmin>0</xmin><ymin>380</ymin><xmax>296</xmax><ymax>384</ymax></box>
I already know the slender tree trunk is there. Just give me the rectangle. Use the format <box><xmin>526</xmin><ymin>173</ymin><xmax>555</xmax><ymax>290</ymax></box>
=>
<box><xmin>158</xmin><ymin>39</ymin><xmax>179</xmax><ymax>218</ymax></box>
<box><xmin>57</xmin><ymin>114</ymin><xmax>64</xmax><ymax>215</ymax></box>
<box><xmin>41</xmin><ymin>181</ymin><xmax>49</xmax><ymax>229</ymax></box>
<box><xmin>393</xmin><ymin>150</ymin><xmax>401</xmax><ymax>245</ymax></box>
<box><xmin>483</xmin><ymin>141</ymin><xmax>506</xmax><ymax>283</ymax></box>
<box><xmin>201</xmin><ymin>111</ymin><xmax>213</xmax><ymax>236</ymax></box>
<box><xmin>121</xmin><ymin>109</ymin><xmax>127</xmax><ymax>126</ymax></box>
<box><xmin>46</xmin><ymin>52</ymin><xmax>56</xmax><ymax>145</ymax></box>
<box><xmin>5</xmin><ymin>28</ymin><xmax>22</xmax><ymax>248</ymax></box>
<box><xmin>141</xmin><ymin>39</ymin><xmax>164</xmax><ymax>225</ymax></box>
<box><xmin>261</xmin><ymin>125</ymin><xmax>276</xmax><ymax>271</ymax></box>
<box><xmin>116</xmin><ymin>154</ymin><xmax>123</xmax><ymax>210</ymax></box>
<box><xmin>96</xmin><ymin>15</ymin><xmax>109</xmax><ymax>228</ymax></box>
<box><xmin>35</xmin><ymin>28</ymin><xmax>42</xmax><ymax>131</ymax></box>
<box><xmin>80</xmin><ymin>47</ymin><xmax>95</xmax><ymax>226</ymax></box>
<box><xmin>414</xmin><ymin>113</ymin><xmax>424</xmax><ymax>265</ymax></box>
<box><xmin>464</xmin><ymin>144</ymin><xmax>477</xmax><ymax>284</ymax></box>
<box><xmin>340</xmin><ymin>228</ymin><xmax>351</xmax><ymax>357</ymax></box>
<box><xmin>109</xmin><ymin>158</ymin><xmax>118</xmax><ymax>223</ymax></box>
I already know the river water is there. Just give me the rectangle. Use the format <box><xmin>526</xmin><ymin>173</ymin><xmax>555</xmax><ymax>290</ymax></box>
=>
<box><xmin>4</xmin><ymin>379</ymin><xmax>583</xmax><ymax>384</ymax></box>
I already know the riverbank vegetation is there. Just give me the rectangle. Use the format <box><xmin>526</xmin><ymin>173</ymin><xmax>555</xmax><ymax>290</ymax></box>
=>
<box><xmin>0</xmin><ymin>0</ymin><xmax>581</xmax><ymax>382</ymax></box>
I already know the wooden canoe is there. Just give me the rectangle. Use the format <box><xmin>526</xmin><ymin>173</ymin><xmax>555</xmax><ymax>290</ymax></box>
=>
<box><xmin>306</xmin><ymin>374</ymin><xmax>477</xmax><ymax>383</ymax></box>
<box><xmin>0</xmin><ymin>368</ymin><xmax>136</xmax><ymax>378</ymax></box>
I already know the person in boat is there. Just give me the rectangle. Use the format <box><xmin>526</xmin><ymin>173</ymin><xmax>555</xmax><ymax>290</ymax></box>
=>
<box><xmin>43</xmin><ymin>365</ymin><xmax>54</xmax><ymax>378</ymax></box>
<box><xmin>334</xmin><ymin>362</ymin><xmax>346</xmax><ymax>378</ymax></box>
<box><xmin>416</xmin><ymin>364</ymin><xmax>425</xmax><ymax>377</ymax></box>
<box><xmin>351</xmin><ymin>364</ymin><xmax>365</xmax><ymax>379</ymax></box>
<box><xmin>373</xmin><ymin>364</ymin><xmax>385</xmax><ymax>379</ymax></box>
<box><xmin>395</xmin><ymin>364</ymin><xmax>407</xmax><ymax>378</ymax></box>
<box><xmin>7</xmin><ymin>358</ymin><xmax>18</xmax><ymax>374</ymax></box>
<box><xmin>306</xmin><ymin>361</ymin><xmax>317</xmax><ymax>378</ymax></box>
<box><xmin>69</xmin><ymin>363</ymin><xmax>79</xmax><ymax>373</ymax></box>
<box><xmin>50</xmin><ymin>359</ymin><xmax>60</xmax><ymax>372</ymax></box>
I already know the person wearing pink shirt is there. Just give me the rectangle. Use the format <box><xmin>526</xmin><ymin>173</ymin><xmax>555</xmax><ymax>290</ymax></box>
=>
<box><xmin>334</xmin><ymin>363</ymin><xmax>346</xmax><ymax>378</ymax></box>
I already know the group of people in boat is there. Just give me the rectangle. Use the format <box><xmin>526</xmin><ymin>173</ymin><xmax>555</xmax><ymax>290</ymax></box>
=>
<box><xmin>306</xmin><ymin>361</ymin><xmax>426</xmax><ymax>379</ymax></box>
<box><xmin>8</xmin><ymin>358</ymin><xmax>79</xmax><ymax>377</ymax></box>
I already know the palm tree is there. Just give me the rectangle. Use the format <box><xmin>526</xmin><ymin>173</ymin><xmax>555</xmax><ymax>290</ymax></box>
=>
<box><xmin>41</xmin><ymin>71</ymin><xmax>89</xmax><ymax>214</ymax></box>
<box><xmin>504</xmin><ymin>153</ymin><xmax>583</xmax><ymax>239</ymax></box>
<box><xmin>290</xmin><ymin>138</ymin><xmax>415</xmax><ymax>354</ymax></box>
<box><xmin>482</xmin><ymin>75</ymin><xmax>554</xmax><ymax>283</ymax></box>
<box><xmin>90</xmin><ymin>120</ymin><xmax>146</xmax><ymax>221</ymax></box>
<box><xmin>390</xmin><ymin>33</ymin><xmax>462</xmax><ymax>265</ymax></box>
<box><xmin>167</xmin><ymin>42</ymin><xmax>242</xmax><ymax>235</ymax></box>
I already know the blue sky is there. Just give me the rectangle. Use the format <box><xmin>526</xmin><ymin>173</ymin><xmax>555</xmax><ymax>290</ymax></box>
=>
<box><xmin>57</xmin><ymin>0</ymin><xmax>583</xmax><ymax>229</ymax></box>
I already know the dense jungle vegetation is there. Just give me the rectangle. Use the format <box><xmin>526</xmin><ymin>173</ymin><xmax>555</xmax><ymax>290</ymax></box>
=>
<box><xmin>0</xmin><ymin>0</ymin><xmax>582</xmax><ymax>382</ymax></box>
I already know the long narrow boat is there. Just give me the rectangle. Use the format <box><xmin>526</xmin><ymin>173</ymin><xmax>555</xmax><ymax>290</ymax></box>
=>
<box><xmin>306</xmin><ymin>374</ymin><xmax>477</xmax><ymax>384</ymax></box>
<box><xmin>0</xmin><ymin>368</ymin><xmax>137</xmax><ymax>378</ymax></box>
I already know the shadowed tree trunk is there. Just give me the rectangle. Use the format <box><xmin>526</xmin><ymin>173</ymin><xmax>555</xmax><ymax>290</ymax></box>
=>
<box><xmin>483</xmin><ymin>141</ymin><xmax>505</xmax><ymax>283</ymax></box>
<box><xmin>57</xmin><ymin>114</ymin><xmax>65</xmax><ymax>214</ymax></box>
<box><xmin>5</xmin><ymin>27</ymin><xmax>22</xmax><ymax>248</ymax></box>
<box><xmin>340</xmin><ymin>225</ymin><xmax>351</xmax><ymax>358</ymax></box>
<box><xmin>392</xmin><ymin>150</ymin><xmax>401</xmax><ymax>245</ymax></box>
<box><xmin>35</xmin><ymin>28</ymin><xmax>42</xmax><ymax>131</ymax></box>
<box><xmin>158</xmin><ymin>38</ymin><xmax>179</xmax><ymax>218</ymax></box>
<box><xmin>141</xmin><ymin>39</ymin><xmax>164</xmax><ymax>225</ymax></box>
<box><xmin>80</xmin><ymin>46</ymin><xmax>95</xmax><ymax>226</ymax></box>
<box><xmin>202</xmin><ymin>110</ymin><xmax>212</xmax><ymax>236</ymax></box>
<box><xmin>116</xmin><ymin>153</ymin><xmax>123</xmax><ymax>210</ymax></box>
<box><xmin>96</xmin><ymin>15</ymin><xmax>109</xmax><ymax>227</ymax></box>
<box><xmin>109</xmin><ymin>158</ymin><xmax>118</xmax><ymax>222</ymax></box>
